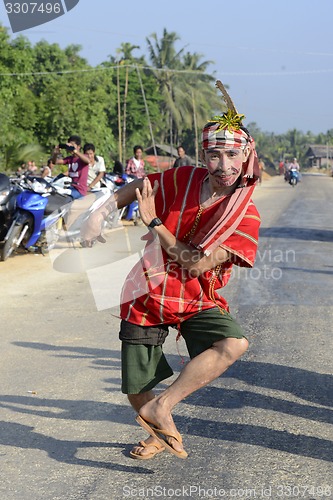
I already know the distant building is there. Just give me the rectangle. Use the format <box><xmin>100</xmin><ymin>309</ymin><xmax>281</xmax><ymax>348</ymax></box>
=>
<box><xmin>305</xmin><ymin>145</ymin><xmax>333</xmax><ymax>169</ymax></box>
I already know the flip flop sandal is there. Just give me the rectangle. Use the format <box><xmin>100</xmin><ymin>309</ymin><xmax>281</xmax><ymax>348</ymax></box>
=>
<box><xmin>129</xmin><ymin>440</ymin><xmax>165</xmax><ymax>460</ymax></box>
<box><xmin>136</xmin><ymin>415</ymin><xmax>188</xmax><ymax>459</ymax></box>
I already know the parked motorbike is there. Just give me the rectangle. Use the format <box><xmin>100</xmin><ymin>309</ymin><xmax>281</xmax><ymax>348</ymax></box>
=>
<box><xmin>289</xmin><ymin>168</ymin><xmax>299</xmax><ymax>187</ymax></box>
<box><xmin>0</xmin><ymin>176</ymin><xmax>73</xmax><ymax>261</ymax></box>
<box><xmin>0</xmin><ymin>173</ymin><xmax>24</xmax><ymax>243</ymax></box>
<box><xmin>0</xmin><ymin>173</ymin><xmax>13</xmax><ymax>242</ymax></box>
<box><xmin>48</xmin><ymin>173</ymin><xmax>73</xmax><ymax>194</ymax></box>
<box><xmin>103</xmin><ymin>172</ymin><xmax>141</xmax><ymax>225</ymax></box>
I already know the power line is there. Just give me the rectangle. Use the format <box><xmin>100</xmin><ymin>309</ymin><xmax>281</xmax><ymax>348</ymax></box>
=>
<box><xmin>1</xmin><ymin>64</ymin><xmax>333</xmax><ymax>78</ymax></box>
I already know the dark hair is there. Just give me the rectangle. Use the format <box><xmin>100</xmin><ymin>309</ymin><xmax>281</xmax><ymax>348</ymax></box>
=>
<box><xmin>47</xmin><ymin>158</ymin><xmax>53</xmax><ymax>166</ymax></box>
<box><xmin>133</xmin><ymin>145</ymin><xmax>143</xmax><ymax>154</ymax></box>
<box><xmin>83</xmin><ymin>143</ymin><xmax>95</xmax><ymax>153</ymax></box>
<box><xmin>68</xmin><ymin>135</ymin><xmax>81</xmax><ymax>146</ymax></box>
<box><xmin>240</xmin><ymin>126</ymin><xmax>251</xmax><ymax>141</ymax></box>
<box><xmin>113</xmin><ymin>160</ymin><xmax>124</xmax><ymax>176</ymax></box>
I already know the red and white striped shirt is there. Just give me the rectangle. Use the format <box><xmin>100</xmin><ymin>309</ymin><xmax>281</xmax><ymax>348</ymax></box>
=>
<box><xmin>120</xmin><ymin>167</ymin><xmax>260</xmax><ymax>326</ymax></box>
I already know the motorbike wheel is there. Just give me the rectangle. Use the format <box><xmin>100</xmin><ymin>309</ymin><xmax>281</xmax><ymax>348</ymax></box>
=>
<box><xmin>0</xmin><ymin>223</ymin><xmax>24</xmax><ymax>261</ymax></box>
<box><xmin>290</xmin><ymin>178</ymin><xmax>297</xmax><ymax>187</ymax></box>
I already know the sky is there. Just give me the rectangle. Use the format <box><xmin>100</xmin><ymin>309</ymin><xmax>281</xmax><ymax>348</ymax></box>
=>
<box><xmin>0</xmin><ymin>0</ymin><xmax>332</xmax><ymax>135</ymax></box>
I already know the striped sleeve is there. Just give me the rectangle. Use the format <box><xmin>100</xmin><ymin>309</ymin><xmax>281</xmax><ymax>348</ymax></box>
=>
<box><xmin>220</xmin><ymin>201</ymin><xmax>261</xmax><ymax>267</ymax></box>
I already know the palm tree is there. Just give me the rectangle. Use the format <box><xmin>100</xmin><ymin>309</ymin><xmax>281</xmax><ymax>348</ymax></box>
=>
<box><xmin>146</xmin><ymin>31</ymin><xmax>223</xmax><ymax>159</ymax></box>
<box><xmin>146</xmin><ymin>29</ymin><xmax>186</xmax><ymax>149</ymax></box>
<box><xmin>117</xmin><ymin>42</ymin><xmax>141</xmax><ymax>61</ymax></box>
<box><xmin>177</xmin><ymin>52</ymin><xmax>220</xmax><ymax>164</ymax></box>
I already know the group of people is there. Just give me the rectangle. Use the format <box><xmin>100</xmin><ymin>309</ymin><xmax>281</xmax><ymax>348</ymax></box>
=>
<box><xmin>16</xmin><ymin>160</ymin><xmax>39</xmax><ymax>177</ymax></box>
<box><xmin>13</xmin><ymin>140</ymin><xmax>148</xmax><ymax>201</ymax></box>
<box><xmin>16</xmin><ymin>160</ymin><xmax>55</xmax><ymax>179</ymax></box>
<box><xmin>50</xmin><ymin>136</ymin><xmax>106</xmax><ymax>199</ymax></box>
<box><xmin>50</xmin><ymin>138</ymin><xmax>148</xmax><ymax>199</ymax></box>
<box><xmin>19</xmin><ymin>142</ymin><xmax>199</xmax><ymax>194</ymax></box>
<box><xmin>81</xmin><ymin>80</ymin><xmax>262</xmax><ymax>461</ymax></box>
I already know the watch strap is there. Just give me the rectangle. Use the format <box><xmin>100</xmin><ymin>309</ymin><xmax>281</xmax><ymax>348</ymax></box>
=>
<box><xmin>148</xmin><ymin>217</ymin><xmax>163</xmax><ymax>229</ymax></box>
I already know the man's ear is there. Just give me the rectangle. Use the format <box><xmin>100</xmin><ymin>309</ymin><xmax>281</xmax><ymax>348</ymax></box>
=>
<box><xmin>243</xmin><ymin>146</ymin><xmax>251</xmax><ymax>161</ymax></box>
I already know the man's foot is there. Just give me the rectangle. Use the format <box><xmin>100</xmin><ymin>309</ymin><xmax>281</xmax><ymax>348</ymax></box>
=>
<box><xmin>129</xmin><ymin>436</ymin><xmax>165</xmax><ymax>460</ymax></box>
<box><xmin>136</xmin><ymin>412</ymin><xmax>188</xmax><ymax>458</ymax></box>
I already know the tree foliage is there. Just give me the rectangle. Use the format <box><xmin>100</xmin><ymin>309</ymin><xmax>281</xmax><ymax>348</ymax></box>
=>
<box><xmin>0</xmin><ymin>24</ymin><xmax>332</xmax><ymax>173</ymax></box>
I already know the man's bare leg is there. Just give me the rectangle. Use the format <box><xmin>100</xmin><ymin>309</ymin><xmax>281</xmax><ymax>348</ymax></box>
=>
<box><xmin>127</xmin><ymin>390</ymin><xmax>165</xmax><ymax>457</ymax></box>
<box><xmin>139</xmin><ymin>337</ymin><xmax>249</xmax><ymax>453</ymax></box>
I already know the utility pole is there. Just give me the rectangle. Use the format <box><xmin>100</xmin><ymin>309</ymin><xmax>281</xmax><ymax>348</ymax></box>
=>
<box><xmin>117</xmin><ymin>62</ymin><xmax>122</xmax><ymax>163</ymax></box>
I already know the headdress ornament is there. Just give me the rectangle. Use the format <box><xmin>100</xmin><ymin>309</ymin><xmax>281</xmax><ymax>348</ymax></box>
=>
<box><xmin>202</xmin><ymin>80</ymin><xmax>260</xmax><ymax>182</ymax></box>
<box><xmin>210</xmin><ymin>80</ymin><xmax>245</xmax><ymax>133</ymax></box>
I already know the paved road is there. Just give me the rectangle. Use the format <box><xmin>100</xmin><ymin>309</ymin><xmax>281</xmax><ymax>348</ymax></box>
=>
<box><xmin>0</xmin><ymin>174</ymin><xmax>332</xmax><ymax>500</ymax></box>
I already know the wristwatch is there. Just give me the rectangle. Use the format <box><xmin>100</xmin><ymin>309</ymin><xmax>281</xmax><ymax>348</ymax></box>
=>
<box><xmin>148</xmin><ymin>217</ymin><xmax>163</xmax><ymax>229</ymax></box>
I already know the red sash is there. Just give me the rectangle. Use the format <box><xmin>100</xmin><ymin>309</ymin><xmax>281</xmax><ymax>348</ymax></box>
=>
<box><xmin>190</xmin><ymin>183</ymin><xmax>255</xmax><ymax>255</ymax></box>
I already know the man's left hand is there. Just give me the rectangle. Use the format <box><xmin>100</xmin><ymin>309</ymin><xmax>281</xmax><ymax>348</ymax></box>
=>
<box><xmin>135</xmin><ymin>177</ymin><xmax>159</xmax><ymax>226</ymax></box>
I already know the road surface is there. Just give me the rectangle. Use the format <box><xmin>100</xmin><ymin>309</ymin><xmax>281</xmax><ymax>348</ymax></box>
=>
<box><xmin>0</xmin><ymin>173</ymin><xmax>332</xmax><ymax>499</ymax></box>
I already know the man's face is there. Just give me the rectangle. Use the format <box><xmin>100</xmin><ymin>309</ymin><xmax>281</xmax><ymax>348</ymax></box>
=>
<box><xmin>178</xmin><ymin>147</ymin><xmax>185</xmax><ymax>158</ymax></box>
<box><xmin>135</xmin><ymin>149</ymin><xmax>143</xmax><ymax>160</ymax></box>
<box><xmin>203</xmin><ymin>147</ymin><xmax>249</xmax><ymax>188</ymax></box>
<box><xmin>85</xmin><ymin>149</ymin><xmax>95</xmax><ymax>163</ymax></box>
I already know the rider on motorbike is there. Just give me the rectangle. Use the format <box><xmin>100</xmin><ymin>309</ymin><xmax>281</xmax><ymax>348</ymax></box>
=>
<box><xmin>288</xmin><ymin>158</ymin><xmax>300</xmax><ymax>186</ymax></box>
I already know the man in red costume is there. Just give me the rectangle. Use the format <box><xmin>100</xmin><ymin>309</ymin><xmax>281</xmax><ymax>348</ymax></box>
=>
<box><xmin>82</xmin><ymin>82</ymin><xmax>261</xmax><ymax>460</ymax></box>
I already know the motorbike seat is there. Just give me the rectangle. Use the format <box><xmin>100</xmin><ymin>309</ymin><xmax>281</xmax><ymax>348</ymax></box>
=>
<box><xmin>44</xmin><ymin>192</ymin><xmax>72</xmax><ymax>216</ymax></box>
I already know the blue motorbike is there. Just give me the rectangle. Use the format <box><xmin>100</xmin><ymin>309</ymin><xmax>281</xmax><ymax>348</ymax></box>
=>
<box><xmin>289</xmin><ymin>168</ymin><xmax>299</xmax><ymax>187</ymax></box>
<box><xmin>0</xmin><ymin>177</ymin><xmax>72</xmax><ymax>261</ymax></box>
